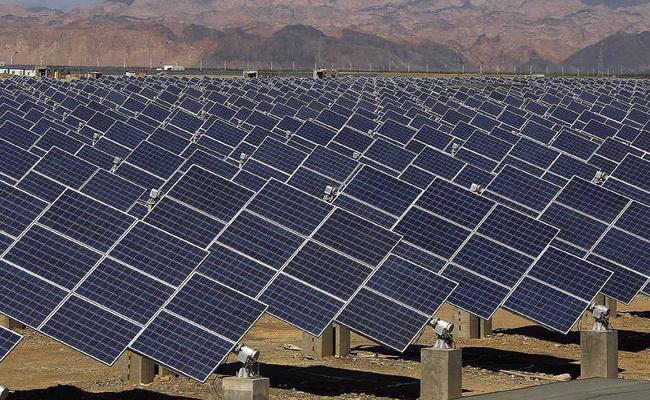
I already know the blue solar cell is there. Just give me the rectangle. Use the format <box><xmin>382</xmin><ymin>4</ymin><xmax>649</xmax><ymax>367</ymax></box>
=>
<box><xmin>332</xmin><ymin>126</ymin><xmax>373</xmax><ymax>152</ymax></box>
<box><xmin>313</xmin><ymin>208</ymin><xmax>401</xmax><ymax>267</ymax></box>
<box><xmin>336</xmin><ymin>288</ymin><xmax>431</xmax><ymax>352</ymax></box>
<box><xmin>417</xmin><ymin>179</ymin><xmax>494</xmax><ymax>229</ymax></box>
<box><xmin>126</xmin><ymin>142</ymin><xmax>184</xmax><ymax>179</ymax></box>
<box><xmin>612</xmin><ymin>155</ymin><xmax>650</xmax><ymax>192</ymax></box>
<box><xmin>233</xmin><ymin>169</ymin><xmax>267</xmax><ymax>192</ymax></box>
<box><xmin>555</xmin><ymin>178</ymin><xmax>629</xmax><ymax>223</ymax></box>
<box><xmin>77</xmin><ymin>258</ymin><xmax>175</xmax><ymax>324</ymax></box>
<box><xmin>39</xmin><ymin>190</ymin><xmax>135</xmax><ymax>252</ymax></box>
<box><xmin>5</xmin><ymin>225</ymin><xmax>101</xmax><ymax>290</ymax></box>
<box><xmin>303</xmin><ymin>146</ymin><xmax>358</xmax><ymax>182</ymax></box>
<box><xmin>219</xmin><ymin>211</ymin><xmax>304</xmax><ymax>269</ymax></box>
<box><xmin>587</xmin><ymin>254</ymin><xmax>648</xmax><ymax>304</ymax></box>
<box><xmin>145</xmin><ymin>197</ymin><xmax>224</xmax><ymax>248</ymax></box>
<box><xmin>0</xmin><ymin>183</ymin><xmax>48</xmax><ymax>237</ymax></box>
<box><xmin>34</xmin><ymin>148</ymin><xmax>98</xmax><ymax>189</ymax></box>
<box><xmin>400</xmin><ymin>165</ymin><xmax>436</xmax><ymax>189</ymax></box>
<box><xmin>391</xmin><ymin>242</ymin><xmax>447</xmax><ymax>272</ymax></box>
<box><xmin>283</xmin><ymin>241</ymin><xmax>372</xmax><ymax>300</ymax></box>
<box><xmin>0</xmin><ymin>260</ymin><xmax>67</xmax><ymax>328</ymax></box>
<box><xmin>552</xmin><ymin>131</ymin><xmax>598</xmax><ymax>160</ymax></box>
<box><xmin>510</xmin><ymin>139</ymin><xmax>559</xmax><ymax>169</ymax></box>
<box><xmin>199</xmin><ymin>245</ymin><xmax>276</xmax><ymax>297</ymax></box>
<box><xmin>488</xmin><ymin>166</ymin><xmax>560</xmax><ymax>212</ymax></box>
<box><xmin>364</xmin><ymin>139</ymin><xmax>415</xmax><ymax>173</ymax></box>
<box><xmin>0</xmin><ymin>326</ymin><xmax>21</xmax><ymax>362</ymax></box>
<box><xmin>332</xmin><ymin>194</ymin><xmax>398</xmax><ymax>228</ymax></box>
<box><xmin>616</xmin><ymin>202</ymin><xmax>650</xmax><ymax>240</ymax></box>
<box><xmin>594</xmin><ymin>228</ymin><xmax>650</xmax><ymax>276</ymax></box>
<box><xmin>260</xmin><ymin>273</ymin><xmax>344</xmax><ymax>336</ymax></box>
<box><xmin>110</xmin><ymin>221</ymin><xmax>208</xmax><ymax>286</ymax></box>
<box><xmin>243</xmin><ymin>158</ymin><xmax>290</xmax><ymax>182</ymax></box>
<box><xmin>130</xmin><ymin>311</ymin><xmax>234</xmax><ymax>382</ymax></box>
<box><xmin>463</xmin><ymin>131</ymin><xmax>512</xmax><ymax>161</ymax></box>
<box><xmin>169</xmin><ymin>166</ymin><xmax>254</xmax><ymax>222</ymax></box>
<box><xmin>453</xmin><ymin>235</ymin><xmax>535</xmax><ymax>287</ymax></box>
<box><xmin>295</xmin><ymin>120</ymin><xmax>337</xmax><ymax>145</ymax></box>
<box><xmin>167</xmin><ymin>274</ymin><xmax>266</xmax><ymax>340</ymax></box>
<box><xmin>0</xmin><ymin>121</ymin><xmax>39</xmax><ymax>149</ymax></box>
<box><xmin>395</xmin><ymin>207</ymin><xmax>471</xmax><ymax>259</ymax></box>
<box><xmin>81</xmin><ymin>170</ymin><xmax>145</xmax><ymax>211</ymax></box>
<box><xmin>540</xmin><ymin>203</ymin><xmax>608</xmax><ymax>249</ymax></box>
<box><xmin>604</xmin><ymin>177</ymin><xmax>650</xmax><ymax>207</ymax></box>
<box><xmin>252</xmin><ymin>138</ymin><xmax>307</xmax><ymax>174</ymax></box>
<box><xmin>75</xmin><ymin>144</ymin><xmax>115</xmax><ymax>170</ymax></box>
<box><xmin>204</xmin><ymin>119</ymin><xmax>248</xmax><ymax>147</ymax></box>
<box><xmin>344</xmin><ymin>167</ymin><xmax>421</xmax><ymax>217</ymax></box>
<box><xmin>413</xmin><ymin>146</ymin><xmax>465</xmax><ymax>179</ymax></box>
<box><xmin>377</xmin><ymin>120</ymin><xmax>416</xmax><ymax>144</ymax></box>
<box><xmin>530</xmin><ymin>247</ymin><xmax>611</xmax><ymax>301</ymax></box>
<box><xmin>367</xmin><ymin>255</ymin><xmax>457</xmax><ymax>316</ymax></box>
<box><xmin>478</xmin><ymin>205</ymin><xmax>558</xmax><ymax>257</ymax></box>
<box><xmin>247</xmin><ymin>179</ymin><xmax>333</xmax><ymax>236</ymax></box>
<box><xmin>505</xmin><ymin>277</ymin><xmax>588</xmax><ymax>333</ymax></box>
<box><xmin>116</xmin><ymin>163</ymin><xmax>165</xmax><ymax>190</ymax></box>
<box><xmin>0</xmin><ymin>140</ymin><xmax>39</xmax><ymax>180</ymax></box>
<box><xmin>40</xmin><ymin>295</ymin><xmax>141</xmax><ymax>364</ymax></box>
<box><xmin>35</xmin><ymin>128</ymin><xmax>84</xmax><ymax>154</ymax></box>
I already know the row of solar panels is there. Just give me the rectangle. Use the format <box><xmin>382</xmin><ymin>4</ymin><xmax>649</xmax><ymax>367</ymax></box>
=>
<box><xmin>0</xmin><ymin>74</ymin><xmax>648</xmax><ymax>382</ymax></box>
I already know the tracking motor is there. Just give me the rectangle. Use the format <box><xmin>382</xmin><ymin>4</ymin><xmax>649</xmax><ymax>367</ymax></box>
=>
<box><xmin>235</xmin><ymin>344</ymin><xmax>260</xmax><ymax>379</ymax></box>
<box><xmin>430</xmin><ymin>318</ymin><xmax>455</xmax><ymax>349</ymax></box>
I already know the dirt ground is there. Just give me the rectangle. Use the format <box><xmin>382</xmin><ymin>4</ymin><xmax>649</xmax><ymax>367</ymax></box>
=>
<box><xmin>2</xmin><ymin>297</ymin><xmax>650</xmax><ymax>400</ymax></box>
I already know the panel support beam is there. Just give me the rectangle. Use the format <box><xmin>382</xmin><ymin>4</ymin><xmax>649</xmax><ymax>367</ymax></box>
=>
<box><xmin>420</xmin><ymin>347</ymin><xmax>462</xmax><ymax>400</ymax></box>
<box><xmin>301</xmin><ymin>323</ymin><xmax>351</xmax><ymax>359</ymax></box>
<box><xmin>451</xmin><ymin>307</ymin><xmax>491</xmax><ymax>339</ymax></box>
<box><xmin>0</xmin><ymin>314</ymin><xmax>22</xmax><ymax>330</ymax></box>
<box><xmin>120</xmin><ymin>351</ymin><xmax>156</xmax><ymax>385</ymax></box>
<box><xmin>580</xmin><ymin>330</ymin><xmax>618</xmax><ymax>379</ymax></box>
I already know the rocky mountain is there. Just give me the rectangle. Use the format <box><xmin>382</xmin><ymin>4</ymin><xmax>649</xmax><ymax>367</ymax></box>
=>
<box><xmin>1</xmin><ymin>0</ymin><xmax>650</xmax><ymax>71</ymax></box>
<box><xmin>563</xmin><ymin>30</ymin><xmax>650</xmax><ymax>73</ymax></box>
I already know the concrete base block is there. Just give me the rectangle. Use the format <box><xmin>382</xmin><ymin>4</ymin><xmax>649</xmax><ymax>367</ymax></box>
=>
<box><xmin>302</xmin><ymin>324</ymin><xmax>351</xmax><ymax>358</ymax></box>
<box><xmin>120</xmin><ymin>351</ymin><xmax>156</xmax><ymax>385</ymax></box>
<box><xmin>452</xmin><ymin>307</ymin><xmax>491</xmax><ymax>339</ymax></box>
<box><xmin>421</xmin><ymin>347</ymin><xmax>462</xmax><ymax>400</ymax></box>
<box><xmin>223</xmin><ymin>377</ymin><xmax>269</xmax><ymax>400</ymax></box>
<box><xmin>580</xmin><ymin>330</ymin><xmax>618</xmax><ymax>379</ymax></box>
<box><xmin>0</xmin><ymin>315</ymin><xmax>22</xmax><ymax>329</ymax></box>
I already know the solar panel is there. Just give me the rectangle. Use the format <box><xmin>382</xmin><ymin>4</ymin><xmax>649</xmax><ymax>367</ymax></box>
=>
<box><xmin>313</xmin><ymin>208</ymin><xmax>401</xmax><ymax>267</ymax></box>
<box><xmin>0</xmin><ymin>182</ymin><xmax>48</xmax><ymax>237</ymax></box>
<box><xmin>251</xmin><ymin>138</ymin><xmax>307</xmax><ymax>174</ymax></box>
<box><xmin>417</xmin><ymin>179</ymin><xmax>494</xmax><ymax>229</ymax></box>
<box><xmin>109</xmin><ymin>221</ymin><xmax>208</xmax><ymax>287</ymax></box>
<box><xmin>555</xmin><ymin>178</ymin><xmax>628</xmax><ymax>223</ymax></box>
<box><xmin>488</xmin><ymin>166</ymin><xmax>561</xmax><ymax>212</ymax></box>
<box><xmin>126</xmin><ymin>141</ymin><xmax>184</xmax><ymax>179</ymax></box>
<box><xmin>303</xmin><ymin>145</ymin><xmax>358</xmax><ymax>182</ymax></box>
<box><xmin>81</xmin><ymin>169</ymin><xmax>146</xmax><ymax>211</ymax></box>
<box><xmin>0</xmin><ymin>326</ymin><xmax>21</xmax><ymax>362</ymax></box>
<box><xmin>247</xmin><ymin>179</ymin><xmax>333</xmax><ymax>236</ymax></box>
<box><xmin>0</xmin><ymin>140</ymin><xmax>39</xmax><ymax>180</ymax></box>
<box><xmin>612</xmin><ymin>154</ymin><xmax>650</xmax><ymax>192</ymax></box>
<box><xmin>593</xmin><ymin>228</ymin><xmax>650</xmax><ymax>276</ymax></box>
<box><xmin>34</xmin><ymin>147</ymin><xmax>98</xmax><ymax>189</ymax></box>
<box><xmin>540</xmin><ymin>203</ymin><xmax>608</xmax><ymax>250</ymax></box>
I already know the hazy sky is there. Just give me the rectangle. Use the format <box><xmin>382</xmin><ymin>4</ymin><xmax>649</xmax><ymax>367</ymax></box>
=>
<box><xmin>0</xmin><ymin>0</ymin><xmax>100</xmax><ymax>9</ymax></box>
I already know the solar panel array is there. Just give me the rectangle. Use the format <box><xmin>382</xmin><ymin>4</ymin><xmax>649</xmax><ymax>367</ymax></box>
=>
<box><xmin>1</xmin><ymin>73</ymin><xmax>649</xmax><ymax>380</ymax></box>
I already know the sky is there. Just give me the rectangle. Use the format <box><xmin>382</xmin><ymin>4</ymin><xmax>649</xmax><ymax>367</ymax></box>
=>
<box><xmin>0</xmin><ymin>0</ymin><xmax>99</xmax><ymax>9</ymax></box>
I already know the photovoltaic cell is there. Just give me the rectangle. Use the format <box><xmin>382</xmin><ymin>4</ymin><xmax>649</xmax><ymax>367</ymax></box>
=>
<box><xmin>0</xmin><ymin>326</ymin><xmax>21</xmax><ymax>362</ymax></box>
<box><xmin>488</xmin><ymin>166</ymin><xmax>560</xmax><ymax>212</ymax></box>
<box><xmin>594</xmin><ymin>228</ymin><xmax>650</xmax><ymax>276</ymax></box>
<box><xmin>252</xmin><ymin>138</ymin><xmax>307</xmax><ymax>174</ymax></box>
<box><xmin>39</xmin><ymin>190</ymin><xmax>135</xmax><ymax>253</ymax></box>
<box><xmin>77</xmin><ymin>258</ymin><xmax>175</xmax><ymax>325</ymax></box>
<box><xmin>313</xmin><ymin>208</ymin><xmax>401</xmax><ymax>267</ymax></box>
<box><xmin>587</xmin><ymin>254</ymin><xmax>648</xmax><ymax>304</ymax></box>
<box><xmin>40</xmin><ymin>295</ymin><xmax>141</xmax><ymax>364</ymax></box>
<box><xmin>219</xmin><ymin>211</ymin><xmax>304</xmax><ymax>269</ymax></box>
<box><xmin>395</xmin><ymin>207</ymin><xmax>471</xmax><ymax>259</ymax></box>
<box><xmin>616</xmin><ymin>202</ymin><xmax>650</xmax><ymax>240</ymax></box>
<box><xmin>247</xmin><ymin>179</ymin><xmax>333</xmax><ymax>236</ymax></box>
<box><xmin>478</xmin><ymin>205</ymin><xmax>558</xmax><ymax>257</ymax></box>
<box><xmin>504</xmin><ymin>277</ymin><xmax>588</xmax><ymax>334</ymax></box>
<box><xmin>130</xmin><ymin>311</ymin><xmax>234</xmax><ymax>382</ymax></box>
<box><xmin>81</xmin><ymin>170</ymin><xmax>145</xmax><ymax>211</ymax></box>
<box><xmin>0</xmin><ymin>260</ymin><xmax>67</xmax><ymax>328</ymax></box>
<box><xmin>34</xmin><ymin>147</ymin><xmax>98</xmax><ymax>189</ymax></box>
<box><xmin>126</xmin><ymin>141</ymin><xmax>184</xmax><ymax>179</ymax></box>
<box><xmin>344</xmin><ymin>166</ymin><xmax>421</xmax><ymax>217</ymax></box>
<box><xmin>417</xmin><ymin>179</ymin><xmax>494</xmax><ymax>229</ymax></box>
<box><xmin>540</xmin><ymin>203</ymin><xmax>608</xmax><ymax>250</ymax></box>
<box><xmin>110</xmin><ymin>221</ymin><xmax>208</xmax><ymax>287</ymax></box>
<box><xmin>302</xmin><ymin>146</ymin><xmax>358</xmax><ymax>182</ymax></box>
<box><xmin>260</xmin><ymin>273</ymin><xmax>344</xmax><ymax>336</ymax></box>
<box><xmin>555</xmin><ymin>178</ymin><xmax>628</xmax><ymax>223</ymax></box>
<box><xmin>0</xmin><ymin>182</ymin><xmax>48</xmax><ymax>237</ymax></box>
<box><xmin>612</xmin><ymin>155</ymin><xmax>650</xmax><ymax>192</ymax></box>
<box><xmin>168</xmin><ymin>166</ymin><xmax>254</xmax><ymax>222</ymax></box>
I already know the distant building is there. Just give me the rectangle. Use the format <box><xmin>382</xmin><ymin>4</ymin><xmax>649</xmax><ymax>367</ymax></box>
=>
<box><xmin>157</xmin><ymin>65</ymin><xmax>186</xmax><ymax>71</ymax></box>
<box><xmin>0</xmin><ymin>64</ymin><xmax>36</xmax><ymax>77</ymax></box>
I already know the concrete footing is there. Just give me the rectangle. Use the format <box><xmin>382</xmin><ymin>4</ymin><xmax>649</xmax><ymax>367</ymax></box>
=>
<box><xmin>420</xmin><ymin>347</ymin><xmax>462</xmax><ymax>400</ymax></box>
<box><xmin>302</xmin><ymin>323</ymin><xmax>351</xmax><ymax>358</ymax></box>
<box><xmin>452</xmin><ymin>307</ymin><xmax>491</xmax><ymax>339</ymax></box>
<box><xmin>580</xmin><ymin>330</ymin><xmax>618</xmax><ymax>379</ymax></box>
<box><xmin>0</xmin><ymin>315</ymin><xmax>22</xmax><ymax>329</ymax></box>
<box><xmin>120</xmin><ymin>351</ymin><xmax>156</xmax><ymax>385</ymax></box>
<box><xmin>223</xmin><ymin>377</ymin><xmax>270</xmax><ymax>400</ymax></box>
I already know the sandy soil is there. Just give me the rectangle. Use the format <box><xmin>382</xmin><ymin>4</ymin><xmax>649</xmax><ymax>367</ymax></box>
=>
<box><xmin>1</xmin><ymin>297</ymin><xmax>649</xmax><ymax>400</ymax></box>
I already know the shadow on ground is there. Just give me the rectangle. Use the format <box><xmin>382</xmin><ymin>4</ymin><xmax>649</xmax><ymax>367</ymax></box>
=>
<box><xmin>498</xmin><ymin>325</ymin><xmax>650</xmax><ymax>353</ymax></box>
<box><xmin>357</xmin><ymin>343</ymin><xmax>580</xmax><ymax>378</ymax></box>
<box><xmin>9</xmin><ymin>386</ymin><xmax>199</xmax><ymax>400</ymax></box>
<box><xmin>221</xmin><ymin>361</ymin><xmax>422</xmax><ymax>398</ymax></box>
